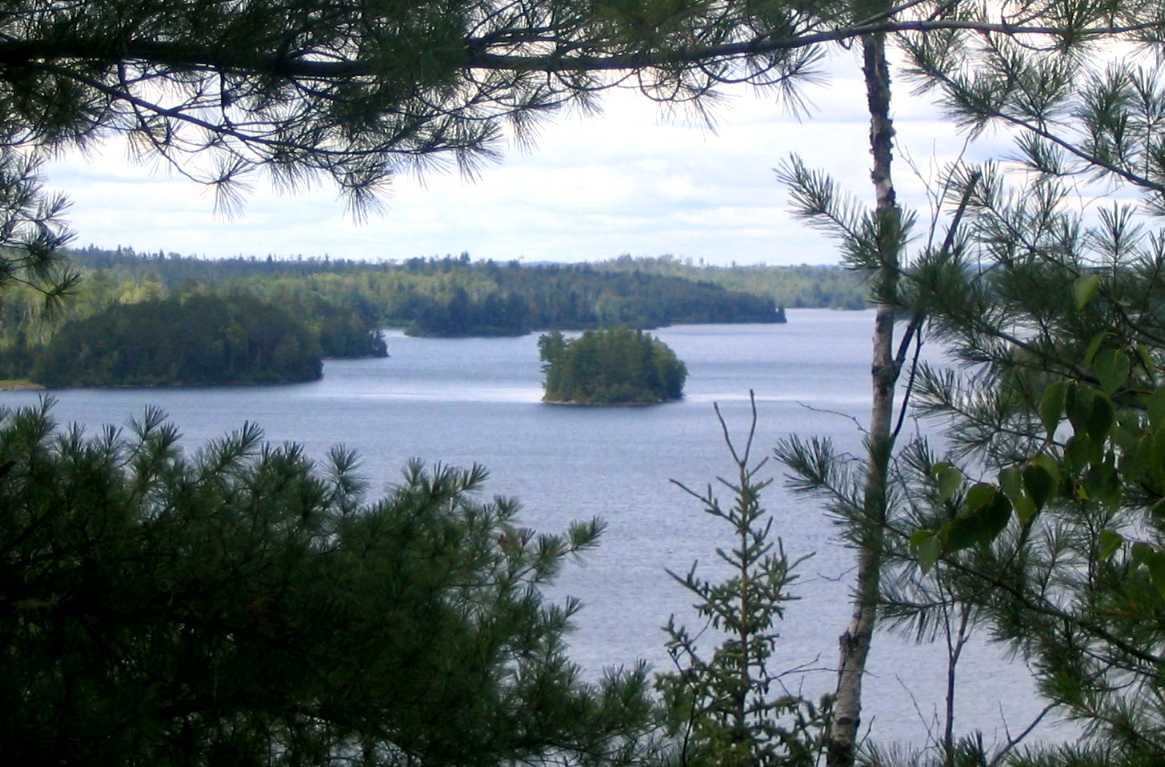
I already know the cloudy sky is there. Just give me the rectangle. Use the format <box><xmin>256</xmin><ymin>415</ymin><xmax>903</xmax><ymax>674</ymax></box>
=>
<box><xmin>44</xmin><ymin>49</ymin><xmax>1012</xmax><ymax>267</ymax></box>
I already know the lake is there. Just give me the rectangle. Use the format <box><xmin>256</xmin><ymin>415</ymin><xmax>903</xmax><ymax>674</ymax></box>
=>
<box><xmin>0</xmin><ymin>309</ymin><xmax>1066</xmax><ymax>750</ymax></box>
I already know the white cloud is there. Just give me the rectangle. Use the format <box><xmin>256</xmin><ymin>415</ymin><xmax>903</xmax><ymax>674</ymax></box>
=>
<box><xmin>42</xmin><ymin>50</ymin><xmax>1020</xmax><ymax>266</ymax></box>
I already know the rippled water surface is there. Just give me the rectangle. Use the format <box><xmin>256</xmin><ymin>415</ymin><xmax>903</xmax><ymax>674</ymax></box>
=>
<box><xmin>0</xmin><ymin>309</ymin><xmax>1066</xmax><ymax>747</ymax></box>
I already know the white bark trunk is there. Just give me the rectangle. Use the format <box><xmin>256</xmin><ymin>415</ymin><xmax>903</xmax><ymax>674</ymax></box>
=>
<box><xmin>826</xmin><ymin>28</ymin><xmax>901</xmax><ymax>767</ymax></box>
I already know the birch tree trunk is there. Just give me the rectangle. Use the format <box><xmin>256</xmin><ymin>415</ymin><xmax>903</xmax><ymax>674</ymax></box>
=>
<box><xmin>825</xmin><ymin>27</ymin><xmax>901</xmax><ymax>767</ymax></box>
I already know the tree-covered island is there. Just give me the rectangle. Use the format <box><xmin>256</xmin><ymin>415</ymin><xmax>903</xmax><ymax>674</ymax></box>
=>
<box><xmin>538</xmin><ymin>328</ymin><xmax>687</xmax><ymax>405</ymax></box>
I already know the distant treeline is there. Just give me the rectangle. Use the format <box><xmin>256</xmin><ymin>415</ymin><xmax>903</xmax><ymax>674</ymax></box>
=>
<box><xmin>60</xmin><ymin>247</ymin><xmax>788</xmax><ymax>337</ymax></box>
<box><xmin>598</xmin><ymin>254</ymin><xmax>870</xmax><ymax>310</ymax></box>
<box><xmin>65</xmin><ymin>247</ymin><xmax>866</xmax><ymax>315</ymax></box>
<box><xmin>0</xmin><ymin>250</ymin><xmax>388</xmax><ymax>386</ymax></box>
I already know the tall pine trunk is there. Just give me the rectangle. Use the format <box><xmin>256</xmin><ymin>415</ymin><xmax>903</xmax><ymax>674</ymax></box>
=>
<box><xmin>826</xmin><ymin>28</ymin><xmax>901</xmax><ymax>767</ymax></box>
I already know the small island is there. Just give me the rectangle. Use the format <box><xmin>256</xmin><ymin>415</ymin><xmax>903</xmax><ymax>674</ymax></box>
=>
<box><xmin>538</xmin><ymin>327</ymin><xmax>687</xmax><ymax>405</ymax></box>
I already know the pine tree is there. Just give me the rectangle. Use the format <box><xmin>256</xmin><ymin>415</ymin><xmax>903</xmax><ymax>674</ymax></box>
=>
<box><xmin>0</xmin><ymin>400</ymin><xmax>661</xmax><ymax>765</ymax></box>
<box><xmin>833</xmin><ymin>9</ymin><xmax>1165</xmax><ymax>763</ymax></box>
<box><xmin>762</xmin><ymin>6</ymin><xmax>1163</xmax><ymax>764</ymax></box>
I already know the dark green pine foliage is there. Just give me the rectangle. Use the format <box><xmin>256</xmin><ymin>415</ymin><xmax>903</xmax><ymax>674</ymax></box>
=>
<box><xmin>539</xmin><ymin>327</ymin><xmax>687</xmax><ymax>405</ymax></box>
<box><xmin>895</xmin><ymin>170</ymin><xmax>1165</xmax><ymax>765</ymax></box>
<box><xmin>759</xmin><ymin>3</ymin><xmax>1165</xmax><ymax>764</ymax></box>
<box><xmin>0</xmin><ymin>401</ymin><xmax>658</xmax><ymax>766</ymax></box>
<box><xmin>32</xmin><ymin>293</ymin><xmax>323</xmax><ymax>387</ymax></box>
<box><xmin>890</xmin><ymin>13</ymin><xmax>1165</xmax><ymax>764</ymax></box>
<box><xmin>818</xmin><ymin>22</ymin><xmax>1165</xmax><ymax>765</ymax></box>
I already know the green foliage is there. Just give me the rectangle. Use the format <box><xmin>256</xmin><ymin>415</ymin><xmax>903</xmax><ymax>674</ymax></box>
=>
<box><xmin>0</xmin><ymin>153</ymin><xmax>78</xmax><ymax>317</ymax></box>
<box><xmin>888</xmin><ymin>29</ymin><xmax>1165</xmax><ymax>759</ymax></box>
<box><xmin>657</xmin><ymin>396</ymin><xmax>831</xmax><ymax>766</ymax></box>
<box><xmin>0</xmin><ymin>251</ymin><xmax>389</xmax><ymax>373</ymax></box>
<box><xmin>4</xmin><ymin>4</ymin><xmax>1161</xmax><ymax>766</ymax></box>
<box><xmin>767</xmin><ymin>6</ymin><xmax>1165</xmax><ymax>757</ymax></box>
<box><xmin>31</xmin><ymin>293</ymin><xmax>324</xmax><ymax>387</ymax></box>
<box><xmin>1004</xmin><ymin>744</ymin><xmax>1158</xmax><ymax>767</ymax></box>
<box><xmin>539</xmin><ymin>327</ymin><xmax>687</xmax><ymax>405</ymax></box>
<box><xmin>777</xmin><ymin>155</ymin><xmax>917</xmax><ymax>293</ymax></box>
<box><xmin>409</xmin><ymin>284</ymin><xmax>531</xmax><ymax>337</ymax></box>
<box><xmin>0</xmin><ymin>0</ymin><xmax>844</xmax><ymax>216</ymax></box>
<box><xmin>0</xmin><ymin>400</ymin><xmax>659</xmax><ymax>765</ymax></box>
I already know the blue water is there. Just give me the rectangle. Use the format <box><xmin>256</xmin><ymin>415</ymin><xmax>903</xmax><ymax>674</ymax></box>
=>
<box><xmin>0</xmin><ymin>309</ymin><xmax>1065</xmax><ymax>749</ymax></box>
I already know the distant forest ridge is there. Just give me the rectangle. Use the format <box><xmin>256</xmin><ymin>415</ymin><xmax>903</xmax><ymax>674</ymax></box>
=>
<box><xmin>53</xmin><ymin>247</ymin><xmax>793</xmax><ymax>339</ymax></box>
<box><xmin>67</xmin><ymin>246</ymin><xmax>871</xmax><ymax>311</ymax></box>
<box><xmin>595</xmin><ymin>254</ymin><xmax>869</xmax><ymax>310</ymax></box>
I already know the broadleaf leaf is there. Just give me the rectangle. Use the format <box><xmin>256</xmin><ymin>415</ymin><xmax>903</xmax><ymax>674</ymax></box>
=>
<box><xmin>1073</xmin><ymin>274</ymin><xmax>1101</xmax><ymax>310</ymax></box>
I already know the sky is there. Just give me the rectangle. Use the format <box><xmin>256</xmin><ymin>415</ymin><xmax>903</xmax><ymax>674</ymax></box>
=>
<box><xmin>43</xmin><ymin>49</ymin><xmax>1015</xmax><ymax>267</ymax></box>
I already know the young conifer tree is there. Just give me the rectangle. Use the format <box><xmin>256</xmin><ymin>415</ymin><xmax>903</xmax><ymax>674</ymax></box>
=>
<box><xmin>658</xmin><ymin>393</ymin><xmax>831</xmax><ymax>766</ymax></box>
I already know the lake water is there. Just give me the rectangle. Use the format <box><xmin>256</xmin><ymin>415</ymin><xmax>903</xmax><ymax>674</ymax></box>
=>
<box><xmin>0</xmin><ymin>309</ymin><xmax>1067</xmax><ymax>750</ymax></box>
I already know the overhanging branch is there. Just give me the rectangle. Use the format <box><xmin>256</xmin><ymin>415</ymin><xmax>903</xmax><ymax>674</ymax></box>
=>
<box><xmin>0</xmin><ymin>16</ymin><xmax>1157</xmax><ymax>82</ymax></box>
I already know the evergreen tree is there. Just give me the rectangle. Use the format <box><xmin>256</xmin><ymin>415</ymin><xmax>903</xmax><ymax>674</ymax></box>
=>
<box><xmin>774</xmin><ymin>5</ymin><xmax>1165</xmax><ymax>763</ymax></box>
<box><xmin>763</xmin><ymin>6</ymin><xmax>1162</xmax><ymax>763</ymax></box>
<box><xmin>0</xmin><ymin>401</ymin><xmax>660</xmax><ymax>766</ymax></box>
<box><xmin>30</xmin><ymin>293</ymin><xmax>324</xmax><ymax>387</ymax></box>
<box><xmin>895</xmin><ymin>126</ymin><xmax>1165</xmax><ymax>767</ymax></box>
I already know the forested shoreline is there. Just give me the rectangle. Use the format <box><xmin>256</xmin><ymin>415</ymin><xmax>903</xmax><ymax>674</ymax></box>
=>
<box><xmin>67</xmin><ymin>246</ymin><xmax>794</xmax><ymax>336</ymax></box>
<box><xmin>598</xmin><ymin>254</ymin><xmax>869</xmax><ymax>309</ymax></box>
<box><xmin>0</xmin><ymin>278</ymin><xmax>386</xmax><ymax>387</ymax></box>
<box><xmin>0</xmin><ymin>248</ymin><xmax>800</xmax><ymax>386</ymax></box>
<box><xmin>32</xmin><ymin>294</ymin><xmax>325</xmax><ymax>388</ymax></box>
<box><xmin>66</xmin><ymin>246</ymin><xmax>863</xmax><ymax>314</ymax></box>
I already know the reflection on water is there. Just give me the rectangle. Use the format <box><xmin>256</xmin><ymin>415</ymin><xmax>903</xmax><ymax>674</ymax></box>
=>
<box><xmin>0</xmin><ymin>310</ymin><xmax>1067</xmax><ymax>747</ymax></box>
